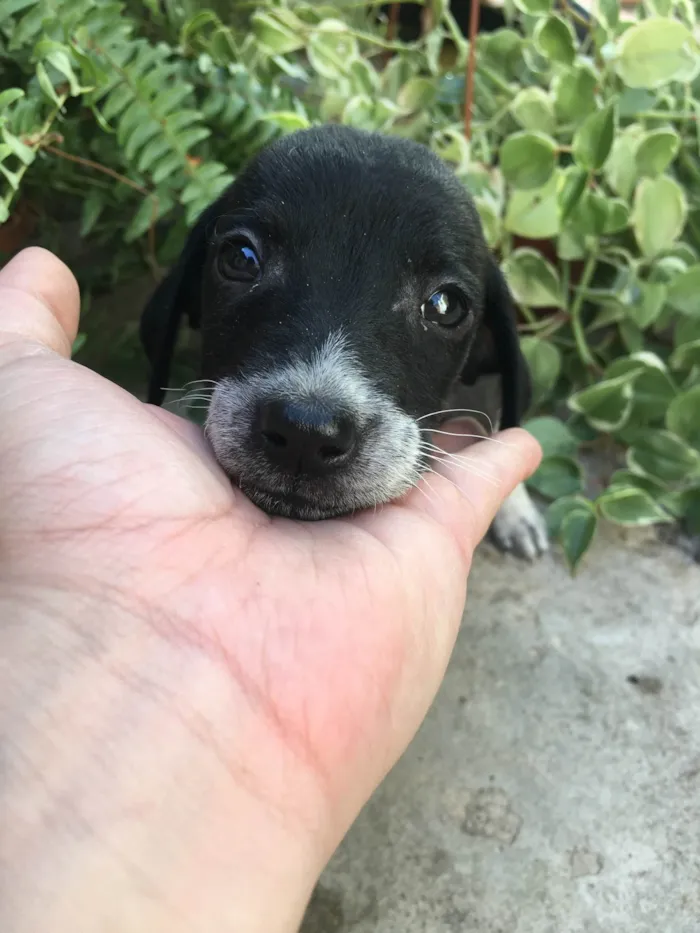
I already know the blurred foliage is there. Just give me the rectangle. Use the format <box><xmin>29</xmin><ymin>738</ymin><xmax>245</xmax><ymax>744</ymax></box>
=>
<box><xmin>1</xmin><ymin>0</ymin><xmax>700</xmax><ymax>568</ymax></box>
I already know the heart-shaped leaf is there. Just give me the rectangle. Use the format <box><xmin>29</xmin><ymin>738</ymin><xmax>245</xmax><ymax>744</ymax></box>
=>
<box><xmin>670</xmin><ymin>339</ymin><xmax>700</xmax><ymax>371</ymax></box>
<box><xmin>597</xmin><ymin>486</ymin><xmax>674</xmax><ymax>526</ymax></box>
<box><xmin>524</xmin><ymin>416</ymin><xmax>578</xmax><ymax>457</ymax></box>
<box><xmin>513</xmin><ymin>0</ymin><xmax>552</xmax><ymax>13</ymax></box>
<box><xmin>615</xmin><ymin>17</ymin><xmax>700</xmax><ymax>89</ymax></box>
<box><xmin>505</xmin><ymin>172</ymin><xmax>561</xmax><ymax>238</ymax></box>
<box><xmin>666</xmin><ymin>385</ymin><xmax>700</xmax><ymax>449</ymax></box>
<box><xmin>527</xmin><ymin>455</ymin><xmax>584</xmax><ymax>499</ymax></box>
<box><xmin>397</xmin><ymin>77</ymin><xmax>438</xmax><ymax>113</ymax></box>
<box><xmin>553</xmin><ymin>64</ymin><xmax>597</xmax><ymax>123</ymax></box>
<box><xmin>604</xmin><ymin>127</ymin><xmax>643</xmax><ymax>200</ymax></box>
<box><xmin>559</xmin><ymin>166</ymin><xmax>588</xmax><ymax>222</ymax></box>
<box><xmin>568</xmin><ymin>373</ymin><xmax>636</xmax><ymax>432</ymax></box>
<box><xmin>632</xmin><ymin>176</ymin><xmax>687</xmax><ymax>258</ymax></box>
<box><xmin>520</xmin><ymin>336</ymin><xmax>562</xmax><ymax>396</ymax></box>
<box><xmin>500</xmin><ymin>131</ymin><xmax>558</xmax><ymax>190</ymax></box>
<box><xmin>502</xmin><ymin>248</ymin><xmax>563</xmax><ymax>308</ymax></box>
<box><xmin>534</xmin><ymin>14</ymin><xmax>575</xmax><ymax>65</ymax></box>
<box><xmin>573</xmin><ymin>103</ymin><xmax>616</xmax><ymax>172</ymax></box>
<box><xmin>561</xmin><ymin>505</ymin><xmax>597</xmax><ymax>572</ymax></box>
<box><xmin>510</xmin><ymin>87</ymin><xmax>555</xmax><ymax>134</ymax></box>
<box><xmin>627</xmin><ymin>429</ymin><xmax>700</xmax><ymax>485</ymax></box>
<box><xmin>667</xmin><ymin>265</ymin><xmax>700</xmax><ymax>316</ymax></box>
<box><xmin>251</xmin><ymin>11</ymin><xmax>304</xmax><ymax>54</ymax></box>
<box><xmin>635</xmin><ymin>128</ymin><xmax>680</xmax><ymax>177</ymax></box>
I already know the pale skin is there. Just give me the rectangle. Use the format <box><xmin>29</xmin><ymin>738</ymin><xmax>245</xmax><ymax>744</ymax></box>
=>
<box><xmin>0</xmin><ymin>247</ymin><xmax>541</xmax><ymax>933</ymax></box>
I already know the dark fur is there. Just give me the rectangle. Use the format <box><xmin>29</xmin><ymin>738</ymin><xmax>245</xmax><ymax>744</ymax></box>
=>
<box><xmin>140</xmin><ymin>125</ymin><xmax>531</xmax><ymax>517</ymax></box>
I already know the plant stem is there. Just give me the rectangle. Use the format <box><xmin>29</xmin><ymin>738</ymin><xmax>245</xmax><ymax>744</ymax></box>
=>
<box><xmin>569</xmin><ymin>252</ymin><xmax>598</xmax><ymax>368</ymax></box>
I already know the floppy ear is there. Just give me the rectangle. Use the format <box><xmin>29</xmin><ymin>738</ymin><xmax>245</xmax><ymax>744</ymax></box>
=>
<box><xmin>460</xmin><ymin>253</ymin><xmax>532</xmax><ymax>429</ymax></box>
<box><xmin>140</xmin><ymin>203</ymin><xmax>219</xmax><ymax>405</ymax></box>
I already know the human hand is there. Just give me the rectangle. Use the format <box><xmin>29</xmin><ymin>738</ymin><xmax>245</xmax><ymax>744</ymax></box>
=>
<box><xmin>0</xmin><ymin>247</ymin><xmax>541</xmax><ymax>932</ymax></box>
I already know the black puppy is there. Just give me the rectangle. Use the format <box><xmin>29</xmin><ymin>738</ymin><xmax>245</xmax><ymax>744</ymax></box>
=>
<box><xmin>141</xmin><ymin>125</ymin><xmax>547</xmax><ymax>559</ymax></box>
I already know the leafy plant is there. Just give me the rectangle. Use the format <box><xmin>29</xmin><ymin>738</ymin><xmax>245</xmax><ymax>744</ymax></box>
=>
<box><xmin>2</xmin><ymin>0</ymin><xmax>700</xmax><ymax>570</ymax></box>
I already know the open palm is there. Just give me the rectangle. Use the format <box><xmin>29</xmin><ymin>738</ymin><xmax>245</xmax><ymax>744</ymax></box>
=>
<box><xmin>0</xmin><ymin>249</ymin><xmax>540</xmax><ymax>912</ymax></box>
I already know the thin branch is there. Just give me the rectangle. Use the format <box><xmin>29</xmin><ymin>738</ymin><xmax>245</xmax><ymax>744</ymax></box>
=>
<box><xmin>44</xmin><ymin>145</ymin><xmax>160</xmax><ymax>274</ymax></box>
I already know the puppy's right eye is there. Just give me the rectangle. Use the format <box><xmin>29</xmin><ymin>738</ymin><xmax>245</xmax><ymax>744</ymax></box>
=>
<box><xmin>217</xmin><ymin>240</ymin><xmax>261</xmax><ymax>283</ymax></box>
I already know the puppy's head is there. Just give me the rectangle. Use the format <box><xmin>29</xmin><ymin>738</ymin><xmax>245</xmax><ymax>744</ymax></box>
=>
<box><xmin>141</xmin><ymin>126</ymin><xmax>529</xmax><ymax>519</ymax></box>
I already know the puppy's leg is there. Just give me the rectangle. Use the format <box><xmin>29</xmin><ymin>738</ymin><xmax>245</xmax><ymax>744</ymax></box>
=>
<box><xmin>443</xmin><ymin>376</ymin><xmax>548</xmax><ymax>561</ymax></box>
<box><xmin>490</xmin><ymin>482</ymin><xmax>549</xmax><ymax>560</ymax></box>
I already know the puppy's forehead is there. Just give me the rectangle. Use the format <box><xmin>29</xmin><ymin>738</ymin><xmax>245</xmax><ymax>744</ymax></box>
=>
<box><xmin>225</xmin><ymin>127</ymin><xmax>482</xmax><ymax>268</ymax></box>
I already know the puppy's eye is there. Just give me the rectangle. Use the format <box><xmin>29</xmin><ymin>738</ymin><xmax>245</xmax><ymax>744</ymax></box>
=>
<box><xmin>217</xmin><ymin>240</ymin><xmax>261</xmax><ymax>283</ymax></box>
<box><xmin>421</xmin><ymin>289</ymin><xmax>468</xmax><ymax>327</ymax></box>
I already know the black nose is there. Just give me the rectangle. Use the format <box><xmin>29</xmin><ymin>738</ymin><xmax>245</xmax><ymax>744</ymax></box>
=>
<box><xmin>255</xmin><ymin>400</ymin><xmax>357</xmax><ymax>475</ymax></box>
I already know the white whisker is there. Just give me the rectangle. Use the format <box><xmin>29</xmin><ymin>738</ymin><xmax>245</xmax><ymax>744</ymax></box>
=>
<box><xmin>416</xmin><ymin>408</ymin><xmax>494</xmax><ymax>433</ymax></box>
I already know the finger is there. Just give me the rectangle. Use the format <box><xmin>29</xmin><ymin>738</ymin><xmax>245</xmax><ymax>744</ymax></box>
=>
<box><xmin>413</xmin><ymin>427</ymin><xmax>542</xmax><ymax>553</ymax></box>
<box><xmin>0</xmin><ymin>247</ymin><xmax>80</xmax><ymax>358</ymax></box>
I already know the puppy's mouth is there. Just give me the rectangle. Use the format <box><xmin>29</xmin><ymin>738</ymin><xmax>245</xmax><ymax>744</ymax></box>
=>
<box><xmin>238</xmin><ymin>480</ymin><xmax>362</xmax><ymax>521</ymax></box>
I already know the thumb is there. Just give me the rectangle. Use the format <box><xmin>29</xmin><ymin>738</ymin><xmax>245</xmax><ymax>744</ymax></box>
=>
<box><xmin>0</xmin><ymin>247</ymin><xmax>80</xmax><ymax>359</ymax></box>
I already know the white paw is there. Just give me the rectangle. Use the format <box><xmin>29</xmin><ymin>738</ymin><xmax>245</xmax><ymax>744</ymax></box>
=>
<box><xmin>490</xmin><ymin>483</ymin><xmax>549</xmax><ymax>561</ymax></box>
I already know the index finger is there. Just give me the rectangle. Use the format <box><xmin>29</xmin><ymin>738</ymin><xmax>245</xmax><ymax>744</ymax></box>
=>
<box><xmin>0</xmin><ymin>247</ymin><xmax>80</xmax><ymax>358</ymax></box>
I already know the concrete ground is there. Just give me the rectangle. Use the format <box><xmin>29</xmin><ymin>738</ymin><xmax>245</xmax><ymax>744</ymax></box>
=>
<box><xmin>300</xmin><ymin>525</ymin><xmax>700</xmax><ymax>933</ymax></box>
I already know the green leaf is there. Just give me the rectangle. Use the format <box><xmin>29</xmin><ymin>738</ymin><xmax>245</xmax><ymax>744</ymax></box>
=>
<box><xmin>505</xmin><ymin>172</ymin><xmax>561</xmax><ymax>239</ymax></box>
<box><xmin>553</xmin><ymin>64</ymin><xmax>597</xmax><ymax>124</ymax></box>
<box><xmin>598</xmin><ymin>486</ymin><xmax>673</xmax><ymax>526</ymax></box>
<box><xmin>667</xmin><ymin>265</ymin><xmax>700</xmax><ymax>316</ymax></box>
<box><xmin>603</xmin><ymin>198</ymin><xmax>630</xmax><ymax>234</ymax></box>
<box><xmin>566</xmin><ymin>188</ymin><xmax>609</xmax><ymax>237</ymax></box>
<box><xmin>80</xmin><ymin>190</ymin><xmax>103</xmax><ymax>237</ymax></box>
<box><xmin>307</xmin><ymin>21</ymin><xmax>358</xmax><ymax>78</ymax></box>
<box><xmin>635</xmin><ymin>129</ymin><xmax>680</xmax><ymax>177</ymax></box>
<box><xmin>546</xmin><ymin>494</ymin><xmax>593</xmax><ymax>534</ymax></box>
<box><xmin>627</xmin><ymin>429</ymin><xmax>700</xmax><ymax>485</ymax></box>
<box><xmin>251</xmin><ymin>11</ymin><xmax>304</xmax><ymax>55</ymax></box>
<box><xmin>609</xmin><ymin>469</ymin><xmax>668</xmax><ymax>497</ymax></box>
<box><xmin>502</xmin><ymin>248</ymin><xmax>563</xmax><ymax>308</ymax></box>
<box><xmin>524</xmin><ymin>416</ymin><xmax>578</xmax><ymax>457</ymax></box>
<box><xmin>533</xmin><ymin>14</ymin><xmax>575</xmax><ymax>65</ymax></box>
<box><xmin>263</xmin><ymin>111</ymin><xmax>310</xmax><ymax>132</ymax></box>
<box><xmin>605</xmin><ymin>352</ymin><xmax>676</xmax><ymax>422</ymax></box>
<box><xmin>666</xmin><ymin>385</ymin><xmax>700</xmax><ymax>449</ymax></box>
<box><xmin>670</xmin><ymin>339</ymin><xmax>700</xmax><ymax>371</ymax></box>
<box><xmin>559</xmin><ymin>166</ymin><xmax>587</xmax><ymax>222</ymax></box>
<box><xmin>36</xmin><ymin>61</ymin><xmax>62</xmax><ymax>105</ymax></box>
<box><xmin>397</xmin><ymin>77</ymin><xmax>437</xmax><ymax>113</ymax></box>
<box><xmin>0</xmin><ymin>126</ymin><xmax>33</xmax><ymax>165</ymax></box>
<box><xmin>632</xmin><ymin>176</ymin><xmax>687</xmax><ymax>258</ymax></box>
<box><xmin>520</xmin><ymin>336</ymin><xmax>561</xmax><ymax>396</ymax></box>
<box><xmin>528</xmin><ymin>455</ymin><xmax>583</xmax><ymax>499</ymax></box>
<box><xmin>627</xmin><ymin>281</ymin><xmax>667</xmax><ymax>328</ymax></box>
<box><xmin>500</xmin><ymin>131</ymin><xmax>557</xmax><ymax>190</ymax></box>
<box><xmin>569</xmin><ymin>374</ymin><xmax>636</xmax><ymax>432</ymax></box>
<box><xmin>615</xmin><ymin>17</ymin><xmax>700</xmax><ymax>89</ymax></box>
<box><xmin>124</xmin><ymin>193</ymin><xmax>174</xmax><ymax>244</ymax></box>
<box><xmin>0</xmin><ymin>88</ymin><xmax>24</xmax><ymax>110</ymax></box>
<box><xmin>573</xmin><ymin>103</ymin><xmax>616</xmax><ymax>172</ymax></box>
<box><xmin>431</xmin><ymin>127</ymin><xmax>470</xmax><ymax>172</ymax></box>
<box><xmin>604</xmin><ymin>128</ymin><xmax>642</xmax><ymax>200</ymax></box>
<box><xmin>547</xmin><ymin>497</ymin><xmax>597</xmax><ymax>572</ymax></box>
<box><xmin>513</xmin><ymin>0</ymin><xmax>552</xmax><ymax>13</ymax></box>
<box><xmin>509</xmin><ymin>87</ymin><xmax>555</xmax><ymax>134</ymax></box>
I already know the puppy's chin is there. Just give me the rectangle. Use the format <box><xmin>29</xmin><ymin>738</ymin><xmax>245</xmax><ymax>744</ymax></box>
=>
<box><xmin>239</xmin><ymin>480</ymin><xmax>366</xmax><ymax>521</ymax></box>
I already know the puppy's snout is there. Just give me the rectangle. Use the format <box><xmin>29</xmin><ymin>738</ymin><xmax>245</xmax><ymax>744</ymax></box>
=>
<box><xmin>255</xmin><ymin>399</ymin><xmax>357</xmax><ymax>476</ymax></box>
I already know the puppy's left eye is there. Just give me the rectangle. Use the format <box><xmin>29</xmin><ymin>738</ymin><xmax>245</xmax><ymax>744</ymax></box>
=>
<box><xmin>421</xmin><ymin>289</ymin><xmax>468</xmax><ymax>327</ymax></box>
